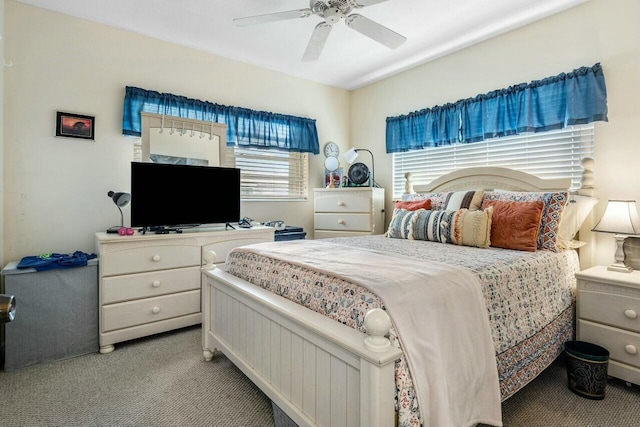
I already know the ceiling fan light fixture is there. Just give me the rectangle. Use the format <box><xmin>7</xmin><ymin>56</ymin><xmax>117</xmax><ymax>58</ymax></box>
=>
<box><xmin>234</xmin><ymin>0</ymin><xmax>405</xmax><ymax>62</ymax></box>
<box><xmin>324</xmin><ymin>8</ymin><xmax>344</xmax><ymax>24</ymax></box>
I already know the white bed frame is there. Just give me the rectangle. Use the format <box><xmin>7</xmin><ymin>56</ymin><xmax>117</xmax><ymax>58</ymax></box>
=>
<box><xmin>201</xmin><ymin>162</ymin><xmax>594</xmax><ymax>427</ymax></box>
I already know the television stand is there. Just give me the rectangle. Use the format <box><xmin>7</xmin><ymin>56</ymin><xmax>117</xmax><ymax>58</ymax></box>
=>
<box><xmin>95</xmin><ymin>226</ymin><xmax>275</xmax><ymax>353</ymax></box>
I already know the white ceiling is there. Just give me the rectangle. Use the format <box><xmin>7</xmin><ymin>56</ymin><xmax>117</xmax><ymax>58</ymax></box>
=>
<box><xmin>16</xmin><ymin>0</ymin><xmax>588</xmax><ymax>90</ymax></box>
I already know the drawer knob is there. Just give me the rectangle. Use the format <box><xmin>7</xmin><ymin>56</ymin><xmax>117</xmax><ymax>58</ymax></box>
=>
<box><xmin>152</xmin><ymin>280</ymin><xmax>161</xmax><ymax>288</ymax></box>
<box><xmin>625</xmin><ymin>345</ymin><xmax>637</xmax><ymax>355</ymax></box>
<box><xmin>152</xmin><ymin>306</ymin><xmax>161</xmax><ymax>314</ymax></box>
<box><xmin>152</xmin><ymin>255</ymin><xmax>161</xmax><ymax>262</ymax></box>
<box><xmin>338</xmin><ymin>219</ymin><xmax>346</xmax><ymax>225</ymax></box>
<box><xmin>624</xmin><ymin>309</ymin><xmax>637</xmax><ymax>320</ymax></box>
<box><xmin>338</xmin><ymin>201</ymin><xmax>345</xmax><ymax>207</ymax></box>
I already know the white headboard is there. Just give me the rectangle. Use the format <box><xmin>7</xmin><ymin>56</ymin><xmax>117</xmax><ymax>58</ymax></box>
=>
<box><xmin>404</xmin><ymin>157</ymin><xmax>595</xmax><ymax>195</ymax></box>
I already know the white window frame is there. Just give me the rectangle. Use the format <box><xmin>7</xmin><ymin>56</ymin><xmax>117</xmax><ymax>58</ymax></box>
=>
<box><xmin>392</xmin><ymin>124</ymin><xmax>595</xmax><ymax>199</ymax></box>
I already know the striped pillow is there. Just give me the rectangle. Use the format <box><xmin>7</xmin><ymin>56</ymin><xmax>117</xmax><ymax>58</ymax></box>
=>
<box><xmin>402</xmin><ymin>190</ymin><xmax>484</xmax><ymax>211</ymax></box>
<box><xmin>408</xmin><ymin>208</ymin><xmax>493</xmax><ymax>248</ymax></box>
<box><xmin>386</xmin><ymin>208</ymin><xmax>423</xmax><ymax>239</ymax></box>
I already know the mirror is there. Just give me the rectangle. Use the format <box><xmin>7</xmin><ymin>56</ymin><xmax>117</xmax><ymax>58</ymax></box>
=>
<box><xmin>324</xmin><ymin>156</ymin><xmax>339</xmax><ymax>172</ymax></box>
<box><xmin>324</xmin><ymin>157</ymin><xmax>340</xmax><ymax>188</ymax></box>
<box><xmin>140</xmin><ymin>112</ymin><xmax>228</xmax><ymax>166</ymax></box>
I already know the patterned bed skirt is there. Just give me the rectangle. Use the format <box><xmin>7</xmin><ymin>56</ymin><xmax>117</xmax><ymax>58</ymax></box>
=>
<box><xmin>498</xmin><ymin>304</ymin><xmax>574</xmax><ymax>400</ymax></box>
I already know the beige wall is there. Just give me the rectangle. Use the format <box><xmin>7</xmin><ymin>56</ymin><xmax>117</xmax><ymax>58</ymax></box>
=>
<box><xmin>2</xmin><ymin>1</ymin><xmax>350</xmax><ymax>263</ymax></box>
<box><xmin>351</xmin><ymin>0</ymin><xmax>640</xmax><ymax>268</ymax></box>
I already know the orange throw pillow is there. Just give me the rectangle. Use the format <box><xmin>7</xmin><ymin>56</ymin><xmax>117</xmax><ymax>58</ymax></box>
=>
<box><xmin>395</xmin><ymin>199</ymin><xmax>432</xmax><ymax>211</ymax></box>
<box><xmin>482</xmin><ymin>200</ymin><xmax>544</xmax><ymax>252</ymax></box>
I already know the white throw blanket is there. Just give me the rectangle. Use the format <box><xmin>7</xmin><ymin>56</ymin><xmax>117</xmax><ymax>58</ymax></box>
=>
<box><xmin>232</xmin><ymin>240</ymin><xmax>502</xmax><ymax>427</ymax></box>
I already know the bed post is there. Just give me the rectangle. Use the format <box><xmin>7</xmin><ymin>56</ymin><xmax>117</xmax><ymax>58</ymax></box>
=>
<box><xmin>201</xmin><ymin>251</ymin><xmax>218</xmax><ymax>362</ymax></box>
<box><xmin>360</xmin><ymin>309</ymin><xmax>398</xmax><ymax>426</ymax></box>
<box><xmin>403</xmin><ymin>172</ymin><xmax>415</xmax><ymax>195</ymax></box>
<box><xmin>577</xmin><ymin>157</ymin><xmax>595</xmax><ymax>197</ymax></box>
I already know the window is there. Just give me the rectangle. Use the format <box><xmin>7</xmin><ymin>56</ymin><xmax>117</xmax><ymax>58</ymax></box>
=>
<box><xmin>134</xmin><ymin>141</ymin><xmax>309</xmax><ymax>201</ymax></box>
<box><xmin>222</xmin><ymin>146</ymin><xmax>308</xmax><ymax>201</ymax></box>
<box><xmin>392</xmin><ymin>124</ymin><xmax>594</xmax><ymax>199</ymax></box>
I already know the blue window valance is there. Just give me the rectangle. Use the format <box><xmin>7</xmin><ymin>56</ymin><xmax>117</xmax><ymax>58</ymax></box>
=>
<box><xmin>122</xmin><ymin>86</ymin><xmax>319</xmax><ymax>154</ymax></box>
<box><xmin>386</xmin><ymin>63</ymin><xmax>608</xmax><ymax>153</ymax></box>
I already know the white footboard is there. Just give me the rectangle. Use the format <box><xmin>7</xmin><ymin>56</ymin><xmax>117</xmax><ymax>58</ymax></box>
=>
<box><xmin>201</xmin><ymin>264</ymin><xmax>402</xmax><ymax>427</ymax></box>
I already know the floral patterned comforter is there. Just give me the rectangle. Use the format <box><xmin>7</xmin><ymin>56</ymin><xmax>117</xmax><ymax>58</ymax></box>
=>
<box><xmin>225</xmin><ymin>235</ymin><xmax>579</xmax><ymax>427</ymax></box>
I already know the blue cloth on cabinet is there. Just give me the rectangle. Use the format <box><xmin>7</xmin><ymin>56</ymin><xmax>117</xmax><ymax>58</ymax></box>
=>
<box><xmin>17</xmin><ymin>251</ymin><xmax>97</xmax><ymax>271</ymax></box>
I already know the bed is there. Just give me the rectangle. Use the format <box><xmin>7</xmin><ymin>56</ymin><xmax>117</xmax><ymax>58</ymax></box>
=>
<box><xmin>201</xmin><ymin>163</ymin><xmax>596</xmax><ymax>427</ymax></box>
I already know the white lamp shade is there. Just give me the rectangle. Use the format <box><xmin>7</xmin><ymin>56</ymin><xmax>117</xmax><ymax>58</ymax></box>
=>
<box><xmin>342</xmin><ymin>147</ymin><xmax>358</xmax><ymax>164</ymax></box>
<box><xmin>592</xmin><ymin>200</ymin><xmax>640</xmax><ymax>235</ymax></box>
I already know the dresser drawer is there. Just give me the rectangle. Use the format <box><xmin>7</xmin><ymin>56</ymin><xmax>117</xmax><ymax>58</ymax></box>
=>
<box><xmin>314</xmin><ymin>230</ymin><xmax>372</xmax><ymax>239</ymax></box>
<box><xmin>314</xmin><ymin>192</ymin><xmax>372</xmax><ymax>213</ymax></box>
<box><xmin>102</xmin><ymin>290</ymin><xmax>200</xmax><ymax>332</ymax></box>
<box><xmin>314</xmin><ymin>213</ymin><xmax>372</xmax><ymax>232</ymax></box>
<box><xmin>578</xmin><ymin>319</ymin><xmax>640</xmax><ymax>368</ymax></box>
<box><xmin>579</xmin><ymin>290</ymin><xmax>640</xmax><ymax>332</ymax></box>
<box><xmin>102</xmin><ymin>266</ymin><xmax>201</xmax><ymax>304</ymax></box>
<box><xmin>100</xmin><ymin>244</ymin><xmax>200</xmax><ymax>276</ymax></box>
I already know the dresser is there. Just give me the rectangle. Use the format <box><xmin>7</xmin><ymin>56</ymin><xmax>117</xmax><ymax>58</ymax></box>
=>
<box><xmin>576</xmin><ymin>266</ymin><xmax>640</xmax><ymax>385</ymax></box>
<box><xmin>313</xmin><ymin>187</ymin><xmax>385</xmax><ymax>238</ymax></box>
<box><xmin>95</xmin><ymin>227</ymin><xmax>274</xmax><ymax>353</ymax></box>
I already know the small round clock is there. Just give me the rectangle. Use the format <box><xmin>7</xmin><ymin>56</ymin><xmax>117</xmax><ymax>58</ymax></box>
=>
<box><xmin>323</xmin><ymin>141</ymin><xmax>339</xmax><ymax>158</ymax></box>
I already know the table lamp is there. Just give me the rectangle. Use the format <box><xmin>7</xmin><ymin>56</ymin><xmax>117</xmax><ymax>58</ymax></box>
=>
<box><xmin>106</xmin><ymin>190</ymin><xmax>131</xmax><ymax>233</ymax></box>
<box><xmin>592</xmin><ymin>200</ymin><xmax>640</xmax><ymax>272</ymax></box>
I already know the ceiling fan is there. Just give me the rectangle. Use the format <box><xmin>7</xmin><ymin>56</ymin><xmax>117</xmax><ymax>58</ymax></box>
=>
<box><xmin>234</xmin><ymin>0</ymin><xmax>407</xmax><ymax>62</ymax></box>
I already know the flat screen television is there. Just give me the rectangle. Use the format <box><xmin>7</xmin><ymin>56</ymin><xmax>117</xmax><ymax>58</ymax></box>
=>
<box><xmin>130</xmin><ymin>162</ymin><xmax>241</xmax><ymax>230</ymax></box>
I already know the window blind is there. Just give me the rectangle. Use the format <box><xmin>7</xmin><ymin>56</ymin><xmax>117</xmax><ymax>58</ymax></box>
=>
<box><xmin>223</xmin><ymin>147</ymin><xmax>309</xmax><ymax>201</ymax></box>
<box><xmin>392</xmin><ymin>124</ymin><xmax>594</xmax><ymax>199</ymax></box>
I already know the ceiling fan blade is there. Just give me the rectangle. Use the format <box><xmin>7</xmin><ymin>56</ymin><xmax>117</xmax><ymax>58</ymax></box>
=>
<box><xmin>234</xmin><ymin>8</ymin><xmax>312</xmax><ymax>27</ymax></box>
<box><xmin>345</xmin><ymin>13</ymin><xmax>406</xmax><ymax>49</ymax></box>
<box><xmin>302</xmin><ymin>23</ymin><xmax>333</xmax><ymax>62</ymax></box>
<box><xmin>352</xmin><ymin>0</ymin><xmax>390</xmax><ymax>7</ymax></box>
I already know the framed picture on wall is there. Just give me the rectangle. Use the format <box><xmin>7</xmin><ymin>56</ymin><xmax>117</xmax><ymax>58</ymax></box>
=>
<box><xmin>56</xmin><ymin>111</ymin><xmax>95</xmax><ymax>140</ymax></box>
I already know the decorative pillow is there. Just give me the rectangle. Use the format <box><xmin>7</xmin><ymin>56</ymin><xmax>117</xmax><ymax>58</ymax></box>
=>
<box><xmin>402</xmin><ymin>190</ymin><xmax>483</xmax><ymax>211</ymax></box>
<box><xmin>557</xmin><ymin>195</ymin><xmax>598</xmax><ymax>250</ymax></box>
<box><xmin>456</xmin><ymin>207</ymin><xmax>493</xmax><ymax>248</ymax></box>
<box><xmin>395</xmin><ymin>199</ymin><xmax>432</xmax><ymax>211</ymax></box>
<box><xmin>387</xmin><ymin>209</ymin><xmax>424</xmax><ymax>239</ymax></box>
<box><xmin>409</xmin><ymin>210</ymin><xmax>457</xmax><ymax>244</ymax></box>
<box><xmin>482</xmin><ymin>200</ymin><xmax>544</xmax><ymax>252</ymax></box>
<box><xmin>402</xmin><ymin>192</ymin><xmax>452</xmax><ymax>210</ymax></box>
<box><xmin>444</xmin><ymin>190</ymin><xmax>484</xmax><ymax>211</ymax></box>
<box><xmin>408</xmin><ymin>207</ymin><xmax>492</xmax><ymax>248</ymax></box>
<box><xmin>483</xmin><ymin>190</ymin><xmax>568</xmax><ymax>252</ymax></box>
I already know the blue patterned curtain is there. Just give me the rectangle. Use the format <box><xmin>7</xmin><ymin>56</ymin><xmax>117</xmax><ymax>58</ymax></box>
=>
<box><xmin>122</xmin><ymin>86</ymin><xmax>319</xmax><ymax>154</ymax></box>
<box><xmin>386</xmin><ymin>63</ymin><xmax>608</xmax><ymax>153</ymax></box>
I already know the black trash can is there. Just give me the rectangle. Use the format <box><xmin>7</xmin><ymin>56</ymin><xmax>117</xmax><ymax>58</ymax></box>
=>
<box><xmin>565</xmin><ymin>340</ymin><xmax>609</xmax><ymax>400</ymax></box>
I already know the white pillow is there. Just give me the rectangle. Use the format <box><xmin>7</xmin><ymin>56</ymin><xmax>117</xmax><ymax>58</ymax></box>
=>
<box><xmin>557</xmin><ymin>195</ymin><xmax>598</xmax><ymax>249</ymax></box>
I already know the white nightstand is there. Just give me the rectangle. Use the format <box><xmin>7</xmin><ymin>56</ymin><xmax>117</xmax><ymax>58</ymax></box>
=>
<box><xmin>313</xmin><ymin>187</ymin><xmax>385</xmax><ymax>238</ymax></box>
<box><xmin>576</xmin><ymin>266</ymin><xmax>640</xmax><ymax>385</ymax></box>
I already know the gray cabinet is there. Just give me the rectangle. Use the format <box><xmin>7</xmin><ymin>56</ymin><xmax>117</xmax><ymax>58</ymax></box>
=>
<box><xmin>1</xmin><ymin>259</ymin><xmax>99</xmax><ymax>371</ymax></box>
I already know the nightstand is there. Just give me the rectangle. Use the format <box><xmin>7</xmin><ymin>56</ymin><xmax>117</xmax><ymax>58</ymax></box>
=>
<box><xmin>313</xmin><ymin>187</ymin><xmax>385</xmax><ymax>238</ymax></box>
<box><xmin>576</xmin><ymin>266</ymin><xmax>640</xmax><ymax>385</ymax></box>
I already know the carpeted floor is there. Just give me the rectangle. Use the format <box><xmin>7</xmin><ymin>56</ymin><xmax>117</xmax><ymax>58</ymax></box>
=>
<box><xmin>0</xmin><ymin>325</ymin><xmax>274</xmax><ymax>427</ymax></box>
<box><xmin>495</xmin><ymin>356</ymin><xmax>640</xmax><ymax>427</ymax></box>
<box><xmin>1</xmin><ymin>325</ymin><xmax>638</xmax><ymax>427</ymax></box>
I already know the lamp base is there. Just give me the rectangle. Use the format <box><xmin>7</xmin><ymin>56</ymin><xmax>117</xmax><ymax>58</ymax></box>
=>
<box><xmin>607</xmin><ymin>262</ymin><xmax>633</xmax><ymax>273</ymax></box>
